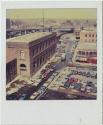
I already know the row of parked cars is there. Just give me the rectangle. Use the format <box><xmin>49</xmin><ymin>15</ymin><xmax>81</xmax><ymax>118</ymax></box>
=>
<box><xmin>59</xmin><ymin>72</ymin><xmax>97</xmax><ymax>94</ymax></box>
<box><xmin>6</xmin><ymin>80</ymin><xmax>28</xmax><ymax>95</ymax></box>
<box><xmin>71</xmin><ymin>69</ymin><xmax>97</xmax><ymax>79</ymax></box>
<box><xmin>29</xmin><ymin>71</ymin><xmax>59</xmax><ymax>100</ymax></box>
<box><xmin>6</xmin><ymin>85</ymin><xmax>35</xmax><ymax>100</ymax></box>
<box><xmin>29</xmin><ymin>62</ymin><xmax>59</xmax><ymax>100</ymax></box>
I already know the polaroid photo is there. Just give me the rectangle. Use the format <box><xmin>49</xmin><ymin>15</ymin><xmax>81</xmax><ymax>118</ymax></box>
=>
<box><xmin>1</xmin><ymin>1</ymin><xmax>103</xmax><ymax>125</ymax></box>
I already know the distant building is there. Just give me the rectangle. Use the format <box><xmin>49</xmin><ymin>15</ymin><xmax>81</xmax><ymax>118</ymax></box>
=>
<box><xmin>7</xmin><ymin>32</ymin><xmax>57</xmax><ymax>78</ymax></box>
<box><xmin>6</xmin><ymin>18</ymin><xmax>11</xmax><ymax>29</ymax></box>
<box><xmin>6</xmin><ymin>48</ymin><xmax>17</xmax><ymax>83</ymax></box>
<box><xmin>72</xmin><ymin>42</ymin><xmax>97</xmax><ymax>67</ymax></box>
<box><xmin>74</xmin><ymin>28</ymin><xmax>81</xmax><ymax>40</ymax></box>
<box><xmin>80</xmin><ymin>29</ymin><xmax>97</xmax><ymax>43</ymax></box>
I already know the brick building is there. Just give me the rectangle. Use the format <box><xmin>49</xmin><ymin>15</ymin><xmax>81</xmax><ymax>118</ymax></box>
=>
<box><xmin>6</xmin><ymin>48</ymin><xmax>17</xmax><ymax>83</ymax></box>
<box><xmin>6</xmin><ymin>32</ymin><xmax>57</xmax><ymax>78</ymax></box>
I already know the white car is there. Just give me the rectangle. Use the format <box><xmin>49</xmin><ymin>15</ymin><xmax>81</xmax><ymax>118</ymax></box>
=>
<box><xmin>7</xmin><ymin>88</ymin><xmax>19</xmax><ymax>95</ymax></box>
<box><xmin>69</xmin><ymin>85</ymin><xmax>74</xmax><ymax>89</ymax></box>
<box><xmin>81</xmin><ymin>87</ymin><xmax>85</xmax><ymax>92</ymax></box>
<box><xmin>30</xmin><ymin>92</ymin><xmax>39</xmax><ymax>100</ymax></box>
<box><xmin>43</xmin><ymin>83</ymin><xmax>49</xmax><ymax>87</ymax></box>
<box><xmin>32</xmin><ymin>82</ymin><xmax>39</xmax><ymax>86</ymax></box>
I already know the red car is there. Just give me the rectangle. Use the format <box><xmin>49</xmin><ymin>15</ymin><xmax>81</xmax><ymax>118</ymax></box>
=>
<box><xmin>67</xmin><ymin>77</ymin><xmax>78</xmax><ymax>83</ymax></box>
<box><xmin>68</xmin><ymin>63</ymin><xmax>75</xmax><ymax>67</ymax></box>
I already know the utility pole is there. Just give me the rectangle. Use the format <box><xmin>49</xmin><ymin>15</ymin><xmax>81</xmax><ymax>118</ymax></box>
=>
<box><xmin>42</xmin><ymin>9</ymin><xmax>45</xmax><ymax>32</ymax></box>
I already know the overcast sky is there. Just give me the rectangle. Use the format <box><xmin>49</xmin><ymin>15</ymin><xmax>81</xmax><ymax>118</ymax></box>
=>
<box><xmin>6</xmin><ymin>8</ymin><xmax>97</xmax><ymax>19</ymax></box>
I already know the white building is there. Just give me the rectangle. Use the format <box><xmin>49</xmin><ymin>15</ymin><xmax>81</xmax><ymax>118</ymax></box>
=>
<box><xmin>72</xmin><ymin>42</ymin><xmax>97</xmax><ymax>67</ymax></box>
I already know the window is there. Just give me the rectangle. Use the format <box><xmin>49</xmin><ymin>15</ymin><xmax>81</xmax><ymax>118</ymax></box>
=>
<box><xmin>46</xmin><ymin>42</ymin><xmax>47</xmax><ymax>47</ymax></box>
<box><xmin>20</xmin><ymin>50</ymin><xmax>25</xmax><ymax>59</ymax></box>
<box><xmin>92</xmin><ymin>34</ymin><xmax>94</xmax><ymax>37</ymax></box>
<box><xmin>33</xmin><ymin>49</ymin><xmax>35</xmax><ymax>56</ymax></box>
<box><xmin>85</xmin><ymin>34</ymin><xmax>87</xmax><ymax>37</ymax></box>
<box><xmin>93</xmin><ymin>52</ymin><xmax>97</xmax><ymax>56</ymax></box>
<box><xmin>40</xmin><ymin>45</ymin><xmax>41</xmax><ymax>51</ymax></box>
<box><xmin>42</xmin><ymin>43</ymin><xmax>44</xmax><ymax>49</ymax></box>
<box><xmin>86</xmin><ymin>52</ymin><xmax>89</xmax><ymax>56</ymax></box>
<box><xmin>78</xmin><ymin>51</ymin><xmax>81</xmax><ymax>55</ymax></box>
<box><xmin>33</xmin><ymin>61</ymin><xmax>36</xmax><ymax>67</ymax></box>
<box><xmin>20</xmin><ymin>64</ymin><xmax>26</xmax><ymax>70</ymax></box>
<box><xmin>81</xmin><ymin>51</ymin><xmax>85</xmax><ymax>55</ymax></box>
<box><xmin>89</xmin><ymin>52</ymin><xmax>93</xmax><ymax>56</ymax></box>
<box><xmin>36</xmin><ymin>46</ymin><xmax>38</xmax><ymax>53</ymax></box>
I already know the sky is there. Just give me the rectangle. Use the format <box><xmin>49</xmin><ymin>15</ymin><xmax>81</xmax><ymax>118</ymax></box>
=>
<box><xmin>6</xmin><ymin>8</ymin><xmax>97</xmax><ymax>20</ymax></box>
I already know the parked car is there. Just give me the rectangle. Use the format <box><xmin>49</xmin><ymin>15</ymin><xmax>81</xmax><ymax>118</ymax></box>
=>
<box><xmin>74</xmin><ymin>83</ymin><xmax>81</xmax><ymax>91</ymax></box>
<box><xmin>81</xmin><ymin>87</ymin><xmax>85</xmax><ymax>92</ymax></box>
<box><xmin>30</xmin><ymin>92</ymin><xmax>39</xmax><ymax>100</ymax></box>
<box><xmin>68</xmin><ymin>63</ymin><xmax>75</xmax><ymax>67</ymax></box>
<box><xmin>39</xmin><ymin>86</ymin><xmax>46</xmax><ymax>93</ymax></box>
<box><xmin>69</xmin><ymin>84</ymin><xmax>74</xmax><ymax>89</ymax></box>
<box><xmin>43</xmin><ymin>83</ymin><xmax>48</xmax><ymax>87</ymax></box>
<box><xmin>61</xmin><ymin>53</ymin><xmax>66</xmax><ymax>61</ymax></box>
<box><xmin>64</xmin><ymin>82</ymin><xmax>70</xmax><ymax>88</ymax></box>
<box><xmin>91</xmin><ymin>87</ymin><xmax>97</xmax><ymax>93</ymax></box>
<box><xmin>86</xmin><ymin>72</ymin><xmax>91</xmax><ymax>77</ymax></box>
<box><xmin>19</xmin><ymin>93</ymin><xmax>27</xmax><ymax>100</ymax></box>
<box><xmin>86</xmin><ymin>86</ymin><xmax>91</xmax><ymax>93</ymax></box>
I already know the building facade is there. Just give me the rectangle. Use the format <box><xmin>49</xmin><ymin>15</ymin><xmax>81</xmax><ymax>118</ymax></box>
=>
<box><xmin>80</xmin><ymin>29</ymin><xmax>97</xmax><ymax>43</ymax></box>
<box><xmin>72</xmin><ymin>43</ymin><xmax>97</xmax><ymax>67</ymax></box>
<box><xmin>6</xmin><ymin>48</ymin><xmax>17</xmax><ymax>83</ymax></box>
<box><xmin>7</xmin><ymin>32</ymin><xmax>57</xmax><ymax>78</ymax></box>
<box><xmin>74</xmin><ymin>28</ymin><xmax>81</xmax><ymax>40</ymax></box>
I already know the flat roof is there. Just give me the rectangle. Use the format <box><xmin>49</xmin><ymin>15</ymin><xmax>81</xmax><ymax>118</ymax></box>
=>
<box><xmin>76</xmin><ymin>42</ymin><xmax>96</xmax><ymax>50</ymax></box>
<box><xmin>6</xmin><ymin>48</ymin><xmax>16</xmax><ymax>63</ymax></box>
<box><xmin>6</xmin><ymin>32</ymin><xmax>54</xmax><ymax>43</ymax></box>
<box><xmin>81</xmin><ymin>29</ymin><xmax>96</xmax><ymax>33</ymax></box>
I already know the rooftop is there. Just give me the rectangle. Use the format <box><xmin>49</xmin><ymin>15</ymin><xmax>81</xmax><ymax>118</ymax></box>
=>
<box><xmin>6</xmin><ymin>32</ymin><xmax>54</xmax><ymax>43</ymax></box>
<box><xmin>81</xmin><ymin>28</ymin><xmax>96</xmax><ymax>32</ymax></box>
<box><xmin>6</xmin><ymin>48</ymin><xmax>16</xmax><ymax>63</ymax></box>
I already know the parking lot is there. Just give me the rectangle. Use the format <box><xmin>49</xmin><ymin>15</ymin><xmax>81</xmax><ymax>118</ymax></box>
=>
<box><xmin>6</xmin><ymin>33</ymin><xmax>97</xmax><ymax>100</ymax></box>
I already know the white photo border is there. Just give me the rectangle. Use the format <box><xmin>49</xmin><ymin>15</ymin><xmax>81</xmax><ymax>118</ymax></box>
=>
<box><xmin>1</xmin><ymin>1</ymin><xmax>102</xmax><ymax>125</ymax></box>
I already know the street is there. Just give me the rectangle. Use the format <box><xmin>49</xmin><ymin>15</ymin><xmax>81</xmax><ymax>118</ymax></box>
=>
<box><xmin>6</xmin><ymin>33</ymin><xmax>97</xmax><ymax>100</ymax></box>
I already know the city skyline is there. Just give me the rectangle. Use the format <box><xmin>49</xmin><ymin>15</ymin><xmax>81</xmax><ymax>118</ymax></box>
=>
<box><xmin>6</xmin><ymin>8</ymin><xmax>97</xmax><ymax>20</ymax></box>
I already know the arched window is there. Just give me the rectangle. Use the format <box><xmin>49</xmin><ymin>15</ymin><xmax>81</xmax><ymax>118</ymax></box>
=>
<box><xmin>20</xmin><ymin>64</ymin><xmax>26</xmax><ymax>70</ymax></box>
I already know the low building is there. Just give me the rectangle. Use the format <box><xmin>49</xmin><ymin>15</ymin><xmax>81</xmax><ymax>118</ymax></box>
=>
<box><xmin>6</xmin><ymin>48</ymin><xmax>17</xmax><ymax>83</ymax></box>
<box><xmin>6</xmin><ymin>32</ymin><xmax>57</xmax><ymax>78</ymax></box>
<box><xmin>72</xmin><ymin>42</ymin><xmax>97</xmax><ymax>67</ymax></box>
<box><xmin>80</xmin><ymin>28</ymin><xmax>97</xmax><ymax>43</ymax></box>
